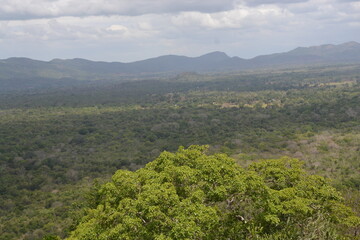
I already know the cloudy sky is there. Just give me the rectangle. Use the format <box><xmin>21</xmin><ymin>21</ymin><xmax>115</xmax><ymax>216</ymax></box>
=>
<box><xmin>1</xmin><ymin>0</ymin><xmax>359</xmax><ymax>62</ymax></box>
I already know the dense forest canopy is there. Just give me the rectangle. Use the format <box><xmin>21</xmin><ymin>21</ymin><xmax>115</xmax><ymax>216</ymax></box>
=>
<box><xmin>0</xmin><ymin>64</ymin><xmax>359</xmax><ymax>239</ymax></box>
<box><xmin>68</xmin><ymin>146</ymin><xmax>359</xmax><ymax>240</ymax></box>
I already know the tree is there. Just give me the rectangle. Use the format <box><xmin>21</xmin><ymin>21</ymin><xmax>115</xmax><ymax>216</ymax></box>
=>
<box><xmin>68</xmin><ymin>146</ymin><xmax>359</xmax><ymax>240</ymax></box>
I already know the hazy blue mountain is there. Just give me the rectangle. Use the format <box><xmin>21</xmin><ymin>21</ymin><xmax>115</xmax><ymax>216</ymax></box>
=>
<box><xmin>247</xmin><ymin>41</ymin><xmax>360</xmax><ymax>68</ymax></box>
<box><xmin>1</xmin><ymin>41</ymin><xmax>360</xmax><ymax>91</ymax></box>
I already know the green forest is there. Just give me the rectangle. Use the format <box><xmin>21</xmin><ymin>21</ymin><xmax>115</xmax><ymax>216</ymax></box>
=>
<box><xmin>0</xmin><ymin>65</ymin><xmax>360</xmax><ymax>239</ymax></box>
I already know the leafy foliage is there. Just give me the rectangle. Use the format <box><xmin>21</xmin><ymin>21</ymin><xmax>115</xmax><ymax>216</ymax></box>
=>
<box><xmin>68</xmin><ymin>146</ymin><xmax>359</xmax><ymax>240</ymax></box>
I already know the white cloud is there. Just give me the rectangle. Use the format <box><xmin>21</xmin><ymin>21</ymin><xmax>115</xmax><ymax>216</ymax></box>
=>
<box><xmin>172</xmin><ymin>4</ymin><xmax>293</xmax><ymax>30</ymax></box>
<box><xmin>107</xmin><ymin>24</ymin><xmax>128</xmax><ymax>32</ymax></box>
<box><xmin>0</xmin><ymin>0</ymin><xmax>359</xmax><ymax>61</ymax></box>
<box><xmin>0</xmin><ymin>15</ymin><xmax>159</xmax><ymax>42</ymax></box>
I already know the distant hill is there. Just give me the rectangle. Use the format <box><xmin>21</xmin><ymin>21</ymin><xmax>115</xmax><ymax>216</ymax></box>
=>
<box><xmin>247</xmin><ymin>41</ymin><xmax>360</xmax><ymax>68</ymax></box>
<box><xmin>1</xmin><ymin>41</ymin><xmax>360</xmax><ymax>91</ymax></box>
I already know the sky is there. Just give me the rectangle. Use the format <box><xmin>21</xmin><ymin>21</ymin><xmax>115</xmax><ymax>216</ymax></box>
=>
<box><xmin>0</xmin><ymin>0</ymin><xmax>360</xmax><ymax>62</ymax></box>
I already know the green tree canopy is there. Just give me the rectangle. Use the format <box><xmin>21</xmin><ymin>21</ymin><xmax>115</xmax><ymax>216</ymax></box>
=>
<box><xmin>68</xmin><ymin>146</ymin><xmax>359</xmax><ymax>240</ymax></box>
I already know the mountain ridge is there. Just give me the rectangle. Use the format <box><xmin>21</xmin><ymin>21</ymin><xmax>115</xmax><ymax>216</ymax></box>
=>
<box><xmin>1</xmin><ymin>41</ymin><xmax>360</xmax><ymax>91</ymax></box>
<box><xmin>3</xmin><ymin>41</ymin><xmax>360</xmax><ymax>64</ymax></box>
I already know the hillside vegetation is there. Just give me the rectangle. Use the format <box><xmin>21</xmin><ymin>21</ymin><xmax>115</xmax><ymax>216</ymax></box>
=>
<box><xmin>0</xmin><ymin>65</ymin><xmax>359</xmax><ymax>239</ymax></box>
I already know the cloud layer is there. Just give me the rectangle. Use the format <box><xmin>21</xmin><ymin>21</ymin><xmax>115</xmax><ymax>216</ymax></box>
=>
<box><xmin>0</xmin><ymin>0</ymin><xmax>237</xmax><ymax>20</ymax></box>
<box><xmin>0</xmin><ymin>0</ymin><xmax>359</xmax><ymax>61</ymax></box>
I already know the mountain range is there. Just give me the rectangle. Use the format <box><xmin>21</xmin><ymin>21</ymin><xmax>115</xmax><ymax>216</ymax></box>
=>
<box><xmin>1</xmin><ymin>41</ymin><xmax>360</xmax><ymax>91</ymax></box>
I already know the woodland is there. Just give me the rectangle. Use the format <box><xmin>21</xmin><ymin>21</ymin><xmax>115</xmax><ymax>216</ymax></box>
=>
<box><xmin>0</xmin><ymin>64</ymin><xmax>359</xmax><ymax>239</ymax></box>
